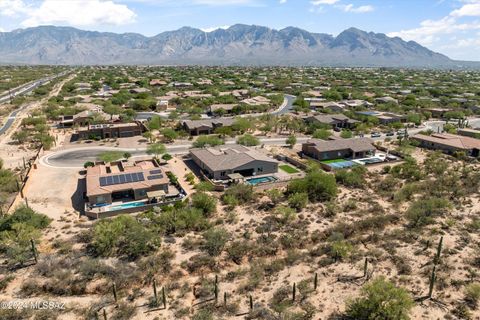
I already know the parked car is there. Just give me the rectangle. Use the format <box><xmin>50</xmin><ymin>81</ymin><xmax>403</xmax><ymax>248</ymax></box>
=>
<box><xmin>370</xmin><ymin>132</ymin><xmax>381</xmax><ymax>138</ymax></box>
<box><xmin>385</xmin><ymin>132</ymin><xmax>394</xmax><ymax>136</ymax></box>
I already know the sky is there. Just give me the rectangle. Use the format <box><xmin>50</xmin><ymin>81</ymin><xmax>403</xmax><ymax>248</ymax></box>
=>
<box><xmin>1</xmin><ymin>0</ymin><xmax>480</xmax><ymax>61</ymax></box>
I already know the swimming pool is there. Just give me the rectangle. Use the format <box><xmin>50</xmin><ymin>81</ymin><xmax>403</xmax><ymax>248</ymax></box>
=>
<box><xmin>246</xmin><ymin>176</ymin><xmax>277</xmax><ymax>185</ymax></box>
<box><xmin>109</xmin><ymin>201</ymin><xmax>147</xmax><ymax>211</ymax></box>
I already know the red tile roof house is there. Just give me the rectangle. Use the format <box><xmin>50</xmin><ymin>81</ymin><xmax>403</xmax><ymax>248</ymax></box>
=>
<box><xmin>84</xmin><ymin>159</ymin><xmax>181</xmax><ymax>218</ymax></box>
<box><xmin>412</xmin><ymin>133</ymin><xmax>480</xmax><ymax>158</ymax></box>
<box><xmin>302</xmin><ymin>137</ymin><xmax>376</xmax><ymax>161</ymax></box>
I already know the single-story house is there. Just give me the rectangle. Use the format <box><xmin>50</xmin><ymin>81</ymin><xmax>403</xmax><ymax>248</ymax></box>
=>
<box><xmin>375</xmin><ymin>96</ymin><xmax>399</xmax><ymax>104</ymax></box>
<box><xmin>208</xmin><ymin>104</ymin><xmax>238</xmax><ymax>115</ymax></box>
<box><xmin>149</xmin><ymin>79</ymin><xmax>167</xmax><ymax>86</ymax></box>
<box><xmin>182</xmin><ymin>118</ymin><xmax>235</xmax><ymax>136</ymax></box>
<box><xmin>78</xmin><ymin>122</ymin><xmax>145</xmax><ymax>140</ymax></box>
<box><xmin>412</xmin><ymin>133</ymin><xmax>480</xmax><ymax>157</ymax></box>
<box><xmin>304</xmin><ymin>114</ymin><xmax>359</xmax><ymax>129</ymax></box>
<box><xmin>302</xmin><ymin>137</ymin><xmax>376</xmax><ymax>161</ymax></box>
<box><xmin>339</xmin><ymin>100</ymin><xmax>373</xmax><ymax>108</ymax></box>
<box><xmin>59</xmin><ymin>109</ymin><xmax>110</xmax><ymax>128</ymax></box>
<box><xmin>241</xmin><ymin>96</ymin><xmax>270</xmax><ymax>106</ymax></box>
<box><xmin>356</xmin><ymin>111</ymin><xmax>406</xmax><ymax>125</ymax></box>
<box><xmin>190</xmin><ymin>145</ymin><xmax>278</xmax><ymax>180</ymax></box>
<box><xmin>457</xmin><ymin>128</ymin><xmax>480</xmax><ymax>139</ymax></box>
<box><xmin>86</xmin><ymin>159</ymin><xmax>170</xmax><ymax>208</ymax></box>
<box><xmin>426</xmin><ymin>108</ymin><xmax>452</xmax><ymax>118</ymax></box>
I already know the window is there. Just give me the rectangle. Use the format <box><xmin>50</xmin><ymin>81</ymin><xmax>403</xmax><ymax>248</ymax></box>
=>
<box><xmin>97</xmin><ymin>196</ymin><xmax>105</xmax><ymax>203</ymax></box>
<box><xmin>220</xmin><ymin>171</ymin><xmax>226</xmax><ymax>177</ymax></box>
<box><xmin>258</xmin><ymin>167</ymin><xmax>263</xmax><ymax>172</ymax></box>
<box><xmin>138</xmin><ymin>189</ymin><xmax>147</xmax><ymax>197</ymax></box>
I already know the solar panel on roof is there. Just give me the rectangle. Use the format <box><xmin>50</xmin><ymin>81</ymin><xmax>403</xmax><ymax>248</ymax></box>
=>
<box><xmin>113</xmin><ymin>175</ymin><xmax>120</xmax><ymax>184</ymax></box>
<box><xmin>148</xmin><ymin>175</ymin><xmax>163</xmax><ymax>180</ymax></box>
<box><xmin>131</xmin><ymin>173</ymin><xmax>138</xmax><ymax>182</ymax></box>
<box><xmin>119</xmin><ymin>174</ymin><xmax>126</xmax><ymax>183</ymax></box>
<box><xmin>150</xmin><ymin>169</ymin><xmax>162</xmax><ymax>174</ymax></box>
<box><xmin>106</xmin><ymin>176</ymin><xmax>114</xmax><ymax>185</ymax></box>
<box><xmin>99</xmin><ymin>177</ymin><xmax>107</xmax><ymax>186</ymax></box>
<box><xmin>138</xmin><ymin>172</ymin><xmax>145</xmax><ymax>181</ymax></box>
<box><xmin>125</xmin><ymin>174</ymin><xmax>132</xmax><ymax>183</ymax></box>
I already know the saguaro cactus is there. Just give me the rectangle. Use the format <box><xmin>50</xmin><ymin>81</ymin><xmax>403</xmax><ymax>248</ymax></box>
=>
<box><xmin>249</xmin><ymin>295</ymin><xmax>253</xmax><ymax>310</ymax></box>
<box><xmin>292</xmin><ymin>282</ymin><xmax>296</xmax><ymax>302</ymax></box>
<box><xmin>162</xmin><ymin>287</ymin><xmax>166</xmax><ymax>309</ymax></box>
<box><xmin>434</xmin><ymin>236</ymin><xmax>443</xmax><ymax>265</ymax></box>
<box><xmin>363</xmin><ymin>258</ymin><xmax>368</xmax><ymax>278</ymax></box>
<box><xmin>314</xmin><ymin>273</ymin><xmax>318</xmax><ymax>291</ymax></box>
<box><xmin>153</xmin><ymin>279</ymin><xmax>158</xmax><ymax>306</ymax></box>
<box><xmin>30</xmin><ymin>239</ymin><xmax>37</xmax><ymax>263</ymax></box>
<box><xmin>428</xmin><ymin>265</ymin><xmax>436</xmax><ymax>299</ymax></box>
<box><xmin>112</xmin><ymin>283</ymin><xmax>118</xmax><ymax>304</ymax></box>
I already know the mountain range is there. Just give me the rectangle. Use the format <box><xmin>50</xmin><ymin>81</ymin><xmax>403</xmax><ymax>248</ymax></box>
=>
<box><xmin>0</xmin><ymin>24</ymin><xmax>476</xmax><ymax>68</ymax></box>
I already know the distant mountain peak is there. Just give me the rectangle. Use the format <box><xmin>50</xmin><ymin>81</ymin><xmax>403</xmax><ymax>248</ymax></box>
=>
<box><xmin>0</xmin><ymin>24</ymin><xmax>456</xmax><ymax>67</ymax></box>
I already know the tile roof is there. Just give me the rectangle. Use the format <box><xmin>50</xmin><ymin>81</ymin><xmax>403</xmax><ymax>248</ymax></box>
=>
<box><xmin>305</xmin><ymin>137</ymin><xmax>376</xmax><ymax>153</ymax></box>
<box><xmin>190</xmin><ymin>145</ymin><xmax>278</xmax><ymax>171</ymax></box>
<box><xmin>412</xmin><ymin>133</ymin><xmax>480</xmax><ymax>150</ymax></box>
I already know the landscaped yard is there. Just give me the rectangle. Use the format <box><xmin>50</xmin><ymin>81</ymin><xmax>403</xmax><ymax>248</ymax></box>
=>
<box><xmin>320</xmin><ymin>158</ymin><xmax>346</xmax><ymax>164</ymax></box>
<box><xmin>279</xmin><ymin>164</ymin><xmax>300</xmax><ymax>174</ymax></box>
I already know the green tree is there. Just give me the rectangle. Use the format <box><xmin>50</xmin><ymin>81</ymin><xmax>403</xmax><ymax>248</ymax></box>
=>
<box><xmin>287</xmin><ymin>169</ymin><xmax>337</xmax><ymax>202</ymax></box>
<box><xmin>147</xmin><ymin>143</ymin><xmax>166</xmax><ymax>159</ymax></box>
<box><xmin>286</xmin><ymin>135</ymin><xmax>297</xmax><ymax>148</ymax></box>
<box><xmin>288</xmin><ymin>192</ymin><xmax>308</xmax><ymax>211</ymax></box>
<box><xmin>340</xmin><ymin>130</ymin><xmax>353</xmax><ymax>138</ymax></box>
<box><xmin>191</xmin><ymin>192</ymin><xmax>217</xmax><ymax>217</ymax></box>
<box><xmin>192</xmin><ymin>135</ymin><xmax>224</xmax><ymax>148</ymax></box>
<box><xmin>312</xmin><ymin>128</ymin><xmax>332</xmax><ymax>140</ymax></box>
<box><xmin>203</xmin><ymin>227</ymin><xmax>229</xmax><ymax>256</ymax></box>
<box><xmin>236</xmin><ymin>134</ymin><xmax>260</xmax><ymax>146</ymax></box>
<box><xmin>345</xmin><ymin>277</ymin><xmax>414</xmax><ymax>320</ymax></box>
<box><xmin>161</xmin><ymin>128</ymin><xmax>178</xmax><ymax>143</ymax></box>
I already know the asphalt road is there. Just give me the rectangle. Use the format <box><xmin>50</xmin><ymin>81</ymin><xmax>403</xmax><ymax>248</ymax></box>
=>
<box><xmin>0</xmin><ymin>71</ymin><xmax>70</xmax><ymax>135</ymax></box>
<box><xmin>41</xmin><ymin>136</ymin><xmax>311</xmax><ymax>168</ymax></box>
<box><xmin>135</xmin><ymin>94</ymin><xmax>296</xmax><ymax>121</ymax></box>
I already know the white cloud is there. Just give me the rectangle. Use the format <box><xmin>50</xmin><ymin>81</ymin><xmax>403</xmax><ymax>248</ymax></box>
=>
<box><xmin>279</xmin><ymin>0</ymin><xmax>287</xmax><ymax>3</ymax></box>
<box><xmin>1</xmin><ymin>0</ymin><xmax>136</xmax><ymax>28</ymax></box>
<box><xmin>387</xmin><ymin>1</ymin><xmax>480</xmax><ymax>60</ymax></box>
<box><xmin>451</xmin><ymin>3</ymin><xmax>480</xmax><ymax>17</ymax></box>
<box><xmin>200</xmin><ymin>25</ymin><xmax>230</xmax><ymax>32</ymax></box>
<box><xmin>0</xmin><ymin>0</ymin><xmax>30</xmax><ymax>17</ymax></box>
<box><xmin>310</xmin><ymin>0</ymin><xmax>339</xmax><ymax>5</ymax></box>
<box><xmin>0</xmin><ymin>27</ymin><xmax>4</xmax><ymax>32</ymax></box>
<box><xmin>190</xmin><ymin>0</ymin><xmax>259</xmax><ymax>5</ymax></box>
<box><xmin>340</xmin><ymin>4</ymin><xmax>374</xmax><ymax>13</ymax></box>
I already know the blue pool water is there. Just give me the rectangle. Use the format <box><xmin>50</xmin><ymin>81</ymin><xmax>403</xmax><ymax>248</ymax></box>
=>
<box><xmin>246</xmin><ymin>176</ymin><xmax>277</xmax><ymax>185</ymax></box>
<box><xmin>109</xmin><ymin>201</ymin><xmax>147</xmax><ymax>211</ymax></box>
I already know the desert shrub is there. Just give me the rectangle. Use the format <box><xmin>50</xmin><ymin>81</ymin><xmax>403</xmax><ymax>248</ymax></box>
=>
<box><xmin>0</xmin><ymin>206</ymin><xmax>51</xmax><ymax>267</ymax></box>
<box><xmin>203</xmin><ymin>227</ymin><xmax>229</xmax><ymax>256</ymax></box>
<box><xmin>227</xmin><ymin>240</ymin><xmax>251</xmax><ymax>264</ymax></box>
<box><xmin>345</xmin><ymin>277</ymin><xmax>414</xmax><ymax>320</ymax></box>
<box><xmin>288</xmin><ymin>192</ymin><xmax>308</xmax><ymax>211</ymax></box>
<box><xmin>146</xmin><ymin>207</ymin><xmax>209</xmax><ymax>235</ymax></box>
<box><xmin>287</xmin><ymin>169</ymin><xmax>337</xmax><ymax>202</ymax></box>
<box><xmin>327</xmin><ymin>232</ymin><xmax>353</xmax><ymax>262</ymax></box>
<box><xmin>222</xmin><ymin>184</ymin><xmax>254</xmax><ymax>205</ymax></box>
<box><xmin>191</xmin><ymin>192</ymin><xmax>217</xmax><ymax>216</ymax></box>
<box><xmin>465</xmin><ymin>283</ymin><xmax>480</xmax><ymax>308</ymax></box>
<box><xmin>406</xmin><ymin>198</ymin><xmax>452</xmax><ymax>228</ymax></box>
<box><xmin>335</xmin><ymin>166</ymin><xmax>367</xmax><ymax>188</ymax></box>
<box><xmin>90</xmin><ymin>215</ymin><xmax>160</xmax><ymax>260</ymax></box>
<box><xmin>270</xmin><ymin>286</ymin><xmax>293</xmax><ymax>313</ymax></box>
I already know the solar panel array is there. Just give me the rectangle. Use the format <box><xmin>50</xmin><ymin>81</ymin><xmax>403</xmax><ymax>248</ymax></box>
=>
<box><xmin>150</xmin><ymin>169</ymin><xmax>162</xmax><ymax>174</ymax></box>
<box><xmin>147</xmin><ymin>175</ymin><xmax>164</xmax><ymax>180</ymax></box>
<box><xmin>99</xmin><ymin>172</ymin><xmax>145</xmax><ymax>187</ymax></box>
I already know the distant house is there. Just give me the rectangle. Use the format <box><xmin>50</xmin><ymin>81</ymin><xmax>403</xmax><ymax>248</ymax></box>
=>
<box><xmin>309</xmin><ymin>101</ymin><xmax>345</xmax><ymax>113</ymax></box>
<box><xmin>241</xmin><ymin>96</ymin><xmax>270</xmax><ymax>106</ymax></box>
<box><xmin>149</xmin><ymin>79</ymin><xmax>167</xmax><ymax>86</ymax></box>
<box><xmin>208</xmin><ymin>104</ymin><xmax>238</xmax><ymax>115</ymax></box>
<box><xmin>74</xmin><ymin>83</ymin><xmax>91</xmax><ymax>92</ymax></box>
<box><xmin>129</xmin><ymin>88</ymin><xmax>151</xmax><ymax>94</ymax></box>
<box><xmin>78</xmin><ymin>122</ymin><xmax>145</xmax><ymax>140</ymax></box>
<box><xmin>170</xmin><ymin>82</ymin><xmax>193</xmax><ymax>88</ymax></box>
<box><xmin>157</xmin><ymin>100</ymin><xmax>169</xmax><ymax>111</ymax></box>
<box><xmin>412</xmin><ymin>133</ymin><xmax>480</xmax><ymax>157</ymax></box>
<box><xmin>190</xmin><ymin>145</ymin><xmax>278</xmax><ymax>180</ymax></box>
<box><xmin>302</xmin><ymin>138</ymin><xmax>376</xmax><ymax>161</ymax></box>
<box><xmin>375</xmin><ymin>96</ymin><xmax>398</xmax><ymax>104</ymax></box>
<box><xmin>304</xmin><ymin>114</ymin><xmax>359</xmax><ymax>129</ymax></box>
<box><xmin>356</xmin><ymin>111</ymin><xmax>406</xmax><ymax>125</ymax></box>
<box><xmin>457</xmin><ymin>128</ymin><xmax>480</xmax><ymax>139</ymax></box>
<box><xmin>59</xmin><ymin>109</ymin><xmax>108</xmax><ymax>128</ymax></box>
<box><xmin>426</xmin><ymin>108</ymin><xmax>452</xmax><ymax>118</ymax></box>
<box><xmin>339</xmin><ymin>100</ymin><xmax>373</xmax><ymax>108</ymax></box>
<box><xmin>182</xmin><ymin>118</ymin><xmax>235</xmax><ymax>135</ymax></box>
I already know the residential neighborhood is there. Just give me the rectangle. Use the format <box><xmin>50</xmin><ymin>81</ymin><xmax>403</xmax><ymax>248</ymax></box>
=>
<box><xmin>0</xmin><ymin>64</ymin><xmax>479</xmax><ymax>320</ymax></box>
